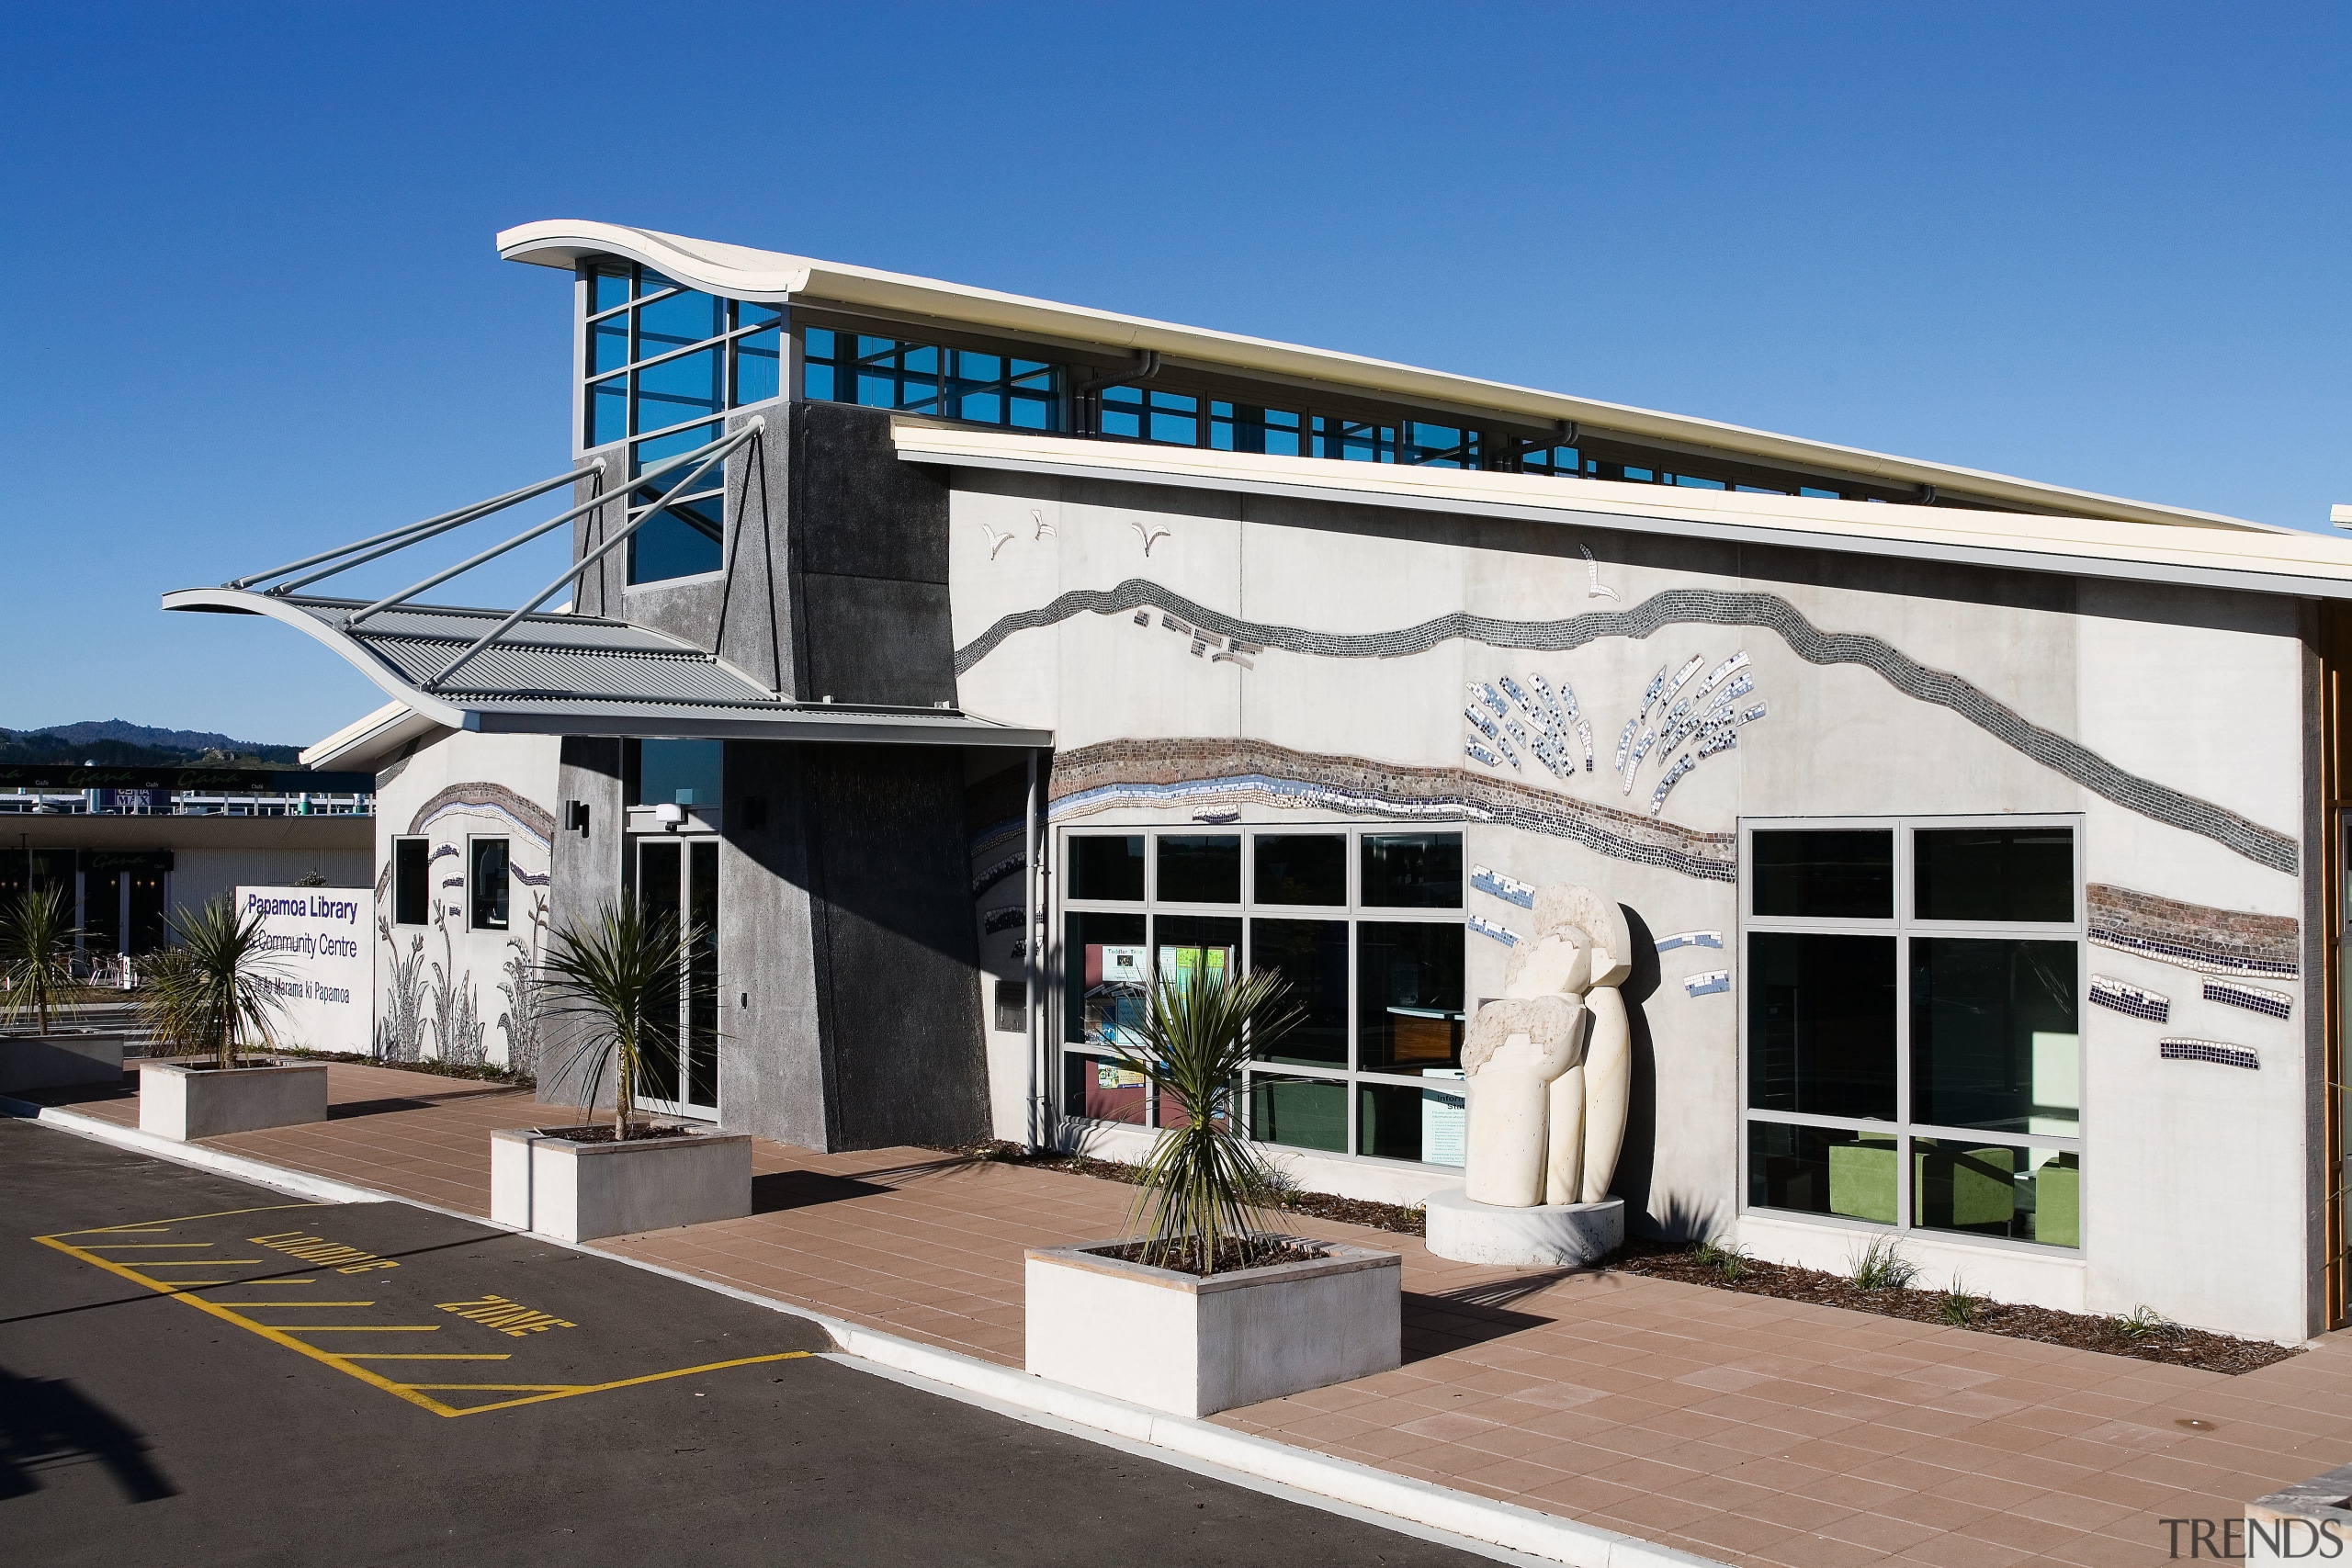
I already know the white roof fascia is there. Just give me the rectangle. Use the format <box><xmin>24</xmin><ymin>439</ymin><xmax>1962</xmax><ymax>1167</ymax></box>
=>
<box><xmin>500</xmin><ymin>219</ymin><xmax>2281</xmax><ymax>536</ymax></box>
<box><xmin>301</xmin><ymin>700</ymin><xmax>444</xmax><ymax>773</ymax></box>
<box><xmin>892</xmin><ymin>423</ymin><xmax>2352</xmax><ymax>603</ymax></box>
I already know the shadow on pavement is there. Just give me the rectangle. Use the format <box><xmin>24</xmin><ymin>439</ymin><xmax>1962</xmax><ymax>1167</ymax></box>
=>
<box><xmin>0</xmin><ymin>1364</ymin><xmax>177</xmax><ymax>1504</ymax></box>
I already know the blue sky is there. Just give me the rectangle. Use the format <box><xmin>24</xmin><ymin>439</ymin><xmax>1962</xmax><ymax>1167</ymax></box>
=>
<box><xmin>2</xmin><ymin>2</ymin><xmax>2345</xmax><ymax>745</ymax></box>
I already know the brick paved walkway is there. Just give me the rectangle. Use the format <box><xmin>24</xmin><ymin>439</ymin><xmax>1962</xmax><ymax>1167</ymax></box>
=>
<box><xmin>37</xmin><ymin>1062</ymin><xmax>2350</xmax><ymax>1568</ymax></box>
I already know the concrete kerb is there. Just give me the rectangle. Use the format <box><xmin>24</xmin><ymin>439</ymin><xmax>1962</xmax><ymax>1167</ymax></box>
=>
<box><xmin>5</xmin><ymin>1098</ymin><xmax>1722</xmax><ymax>1568</ymax></box>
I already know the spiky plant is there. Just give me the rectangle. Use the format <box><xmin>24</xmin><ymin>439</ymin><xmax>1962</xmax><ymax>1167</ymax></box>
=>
<box><xmin>2113</xmin><ymin>1303</ymin><xmax>2177</xmax><ymax>1340</ymax></box>
<box><xmin>537</xmin><ymin>897</ymin><xmax>707</xmax><ymax>1140</ymax></box>
<box><xmin>1849</xmin><ymin>1233</ymin><xmax>1920</xmax><ymax>1291</ymax></box>
<box><xmin>0</xmin><ymin>884</ymin><xmax>83</xmax><ymax>1035</ymax></box>
<box><xmin>138</xmin><ymin>897</ymin><xmax>290</xmax><ymax>1069</ymax></box>
<box><xmin>1110</xmin><ymin>961</ymin><xmax>1303</xmax><ymax>1275</ymax></box>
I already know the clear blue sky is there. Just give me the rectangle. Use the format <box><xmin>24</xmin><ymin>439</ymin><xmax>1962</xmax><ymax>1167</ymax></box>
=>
<box><xmin>2</xmin><ymin>2</ymin><xmax>2345</xmax><ymax>746</ymax></box>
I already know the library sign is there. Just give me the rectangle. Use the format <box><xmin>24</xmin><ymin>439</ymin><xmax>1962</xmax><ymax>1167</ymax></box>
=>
<box><xmin>237</xmin><ymin>886</ymin><xmax>375</xmax><ymax>1055</ymax></box>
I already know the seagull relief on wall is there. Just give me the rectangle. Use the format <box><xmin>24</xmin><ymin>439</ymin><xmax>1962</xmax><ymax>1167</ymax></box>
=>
<box><xmin>1580</xmin><ymin>544</ymin><xmax>1621</xmax><ymax>602</ymax></box>
<box><xmin>1032</xmin><ymin>508</ymin><xmax>1056</xmax><ymax>540</ymax></box>
<box><xmin>1464</xmin><ymin>650</ymin><xmax>1767</xmax><ymax>818</ymax></box>
<box><xmin>979</xmin><ymin>523</ymin><xmax>1015</xmax><ymax>559</ymax></box>
<box><xmin>1131</xmin><ymin>520</ymin><xmax>1171</xmax><ymax>556</ymax></box>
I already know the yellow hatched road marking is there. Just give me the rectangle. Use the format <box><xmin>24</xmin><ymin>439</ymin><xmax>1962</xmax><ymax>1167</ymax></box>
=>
<box><xmin>36</xmin><ymin>1228</ymin><xmax>812</xmax><ymax>1417</ymax></box>
<box><xmin>53</xmin><ymin>1203</ymin><xmax>322</xmax><ymax>1236</ymax></box>
<box><xmin>399</xmin><ymin>1383</ymin><xmax>585</xmax><ymax>1393</ymax></box>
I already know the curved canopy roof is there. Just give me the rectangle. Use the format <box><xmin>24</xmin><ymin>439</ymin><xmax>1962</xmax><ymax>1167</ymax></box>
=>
<box><xmin>163</xmin><ymin>588</ymin><xmax>1048</xmax><ymax>747</ymax></box>
<box><xmin>500</xmin><ymin>218</ymin><xmax>2286</xmax><ymax>536</ymax></box>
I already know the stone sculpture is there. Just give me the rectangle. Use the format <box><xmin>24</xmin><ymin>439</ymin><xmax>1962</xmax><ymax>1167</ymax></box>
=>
<box><xmin>1461</xmin><ymin>886</ymin><xmax>1633</xmax><ymax>1209</ymax></box>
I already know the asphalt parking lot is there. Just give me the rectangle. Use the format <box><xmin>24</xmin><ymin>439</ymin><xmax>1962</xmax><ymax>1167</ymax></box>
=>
<box><xmin>0</xmin><ymin>1116</ymin><xmax>1504</xmax><ymax>1566</ymax></box>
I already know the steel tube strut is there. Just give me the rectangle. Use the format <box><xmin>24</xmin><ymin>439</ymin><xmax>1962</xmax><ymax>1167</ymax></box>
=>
<box><xmin>230</xmin><ymin>464</ymin><xmax>601</xmax><ymax>593</ymax></box>
<box><xmin>345</xmin><ymin>430</ymin><xmax>739</xmax><ymax>628</ymax></box>
<box><xmin>423</xmin><ymin>422</ymin><xmax>762</xmax><ymax>691</ymax></box>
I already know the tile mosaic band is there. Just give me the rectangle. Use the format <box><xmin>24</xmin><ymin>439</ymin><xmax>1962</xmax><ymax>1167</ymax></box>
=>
<box><xmin>2204</xmin><ymin>979</ymin><xmax>2293</xmax><ymax>1021</ymax></box>
<box><xmin>958</xmin><ymin>579</ymin><xmax>2296</xmax><ymax>874</ymax></box>
<box><xmin>2086</xmin><ymin>884</ymin><xmax>2300</xmax><ymax>980</ymax></box>
<box><xmin>2159</xmin><ymin>1038</ymin><xmax>2261</xmax><ymax>1071</ymax></box>
<box><xmin>1045</xmin><ymin>738</ymin><xmax>1739</xmax><ymax>882</ymax></box>
<box><xmin>2088</xmin><ymin>975</ymin><xmax>2171</xmax><ymax>1024</ymax></box>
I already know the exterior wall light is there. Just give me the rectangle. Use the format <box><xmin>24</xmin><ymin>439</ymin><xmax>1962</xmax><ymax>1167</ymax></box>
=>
<box><xmin>654</xmin><ymin>803</ymin><xmax>687</xmax><ymax>831</ymax></box>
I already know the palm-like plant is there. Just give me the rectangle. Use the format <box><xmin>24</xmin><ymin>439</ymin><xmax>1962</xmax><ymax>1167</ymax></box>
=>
<box><xmin>537</xmin><ymin>897</ymin><xmax>706</xmax><ymax>1140</ymax></box>
<box><xmin>0</xmin><ymin>884</ymin><xmax>83</xmax><ymax>1035</ymax></box>
<box><xmin>1111</xmin><ymin>963</ymin><xmax>1303</xmax><ymax>1275</ymax></box>
<box><xmin>138</xmin><ymin>897</ymin><xmax>289</xmax><ymax>1069</ymax></box>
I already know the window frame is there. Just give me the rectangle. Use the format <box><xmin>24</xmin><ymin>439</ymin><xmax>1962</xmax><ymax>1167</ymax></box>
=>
<box><xmin>468</xmin><ymin>836</ymin><xmax>511</xmax><ymax>933</ymax></box>
<box><xmin>1737</xmin><ymin>812</ymin><xmax>2087</xmax><ymax>1255</ymax></box>
<box><xmin>1055</xmin><ymin>821</ymin><xmax>1470</xmax><ymax>1172</ymax></box>
<box><xmin>391</xmin><ymin>836</ymin><xmax>431</xmax><ymax>928</ymax></box>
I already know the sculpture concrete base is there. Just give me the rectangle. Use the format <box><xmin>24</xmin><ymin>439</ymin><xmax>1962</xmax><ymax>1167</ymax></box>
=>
<box><xmin>1424</xmin><ymin>1189</ymin><xmax>1624</xmax><ymax>1267</ymax></box>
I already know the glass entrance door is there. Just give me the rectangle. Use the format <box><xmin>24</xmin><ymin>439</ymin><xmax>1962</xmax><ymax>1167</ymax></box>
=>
<box><xmin>635</xmin><ymin>837</ymin><xmax>719</xmax><ymax>1122</ymax></box>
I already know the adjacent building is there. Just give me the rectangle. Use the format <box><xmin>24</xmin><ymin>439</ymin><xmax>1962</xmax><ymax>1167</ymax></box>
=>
<box><xmin>172</xmin><ymin>220</ymin><xmax>2352</xmax><ymax>1343</ymax></box>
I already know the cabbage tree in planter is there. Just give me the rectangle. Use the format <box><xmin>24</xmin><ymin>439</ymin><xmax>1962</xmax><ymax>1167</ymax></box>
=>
<box><xmin>0</xmin><ymin>884</ymin><xmax>126</xmax><ymax>1094</ymax></box>
<box><xmin>1024</xmin><ymin>964</ymin><xmax>1402</xmax><ymax>1417</ymax></box>
<box><xmin>135</xmin><ymin>896</ymin><xmax>325</xmax><ymax>1139</ymax></box>
<box><xmin>489</xmin><ymin>897</ymin><xmax>749</xmax><ymax>1243</ymax></box>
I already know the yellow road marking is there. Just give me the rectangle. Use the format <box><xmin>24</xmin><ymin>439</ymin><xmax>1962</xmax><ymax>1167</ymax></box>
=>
<box><xmin>399</xmin><ymin>1383</ymin><xmax>585</xmax><ymax>1393</ymax></box>
<box><xmin>53</xmin><ymin>1203</ymin><xmax>321</xmax><ymax>1235</ymax></box>
<box><xmin>202</xmin><ymin>1301</ymin><xmax>377</xmax><ymax>1308</ymax></box>
<box><xmin>36</xmin><ymin>1228</ymin><xmax>812</xmax><ymax>1417</ymax></box>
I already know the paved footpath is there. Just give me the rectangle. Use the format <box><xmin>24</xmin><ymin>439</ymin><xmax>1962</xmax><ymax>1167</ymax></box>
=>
<box><xmin>0</xmin><ymin>1119</ymin><xmax>1512</xmax><ymax>1567</ymax></box>
<box><xmin>29</xmin><ymin>1062</ymin><xmax>2352</xmax><ymax>1568</ymax></box>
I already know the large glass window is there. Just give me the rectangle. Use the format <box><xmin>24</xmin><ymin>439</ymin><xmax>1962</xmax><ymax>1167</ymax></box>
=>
<box><xmin>1059</xmin><ymin>825</ymin><xmax>1468</xmax><ymax>1168</ymax></box>
<box><xmin>1743</xmin><ymin>818</ymin><xmax>2083</xmax><ymax>1249</ymax></box>
<box><xmin>579</xmin><ymin>260</ymin><xmax>782</xmax><ymax>585</ymax></box>
<box><xmin>801</xmin><ymin>328</ymin><xmax>1061</xmax><ymax>431</ymax></box>
<box><xmin>625</xmin><ymin>739</ymin><xmax>723</xmax><ymax>809</ymax></box>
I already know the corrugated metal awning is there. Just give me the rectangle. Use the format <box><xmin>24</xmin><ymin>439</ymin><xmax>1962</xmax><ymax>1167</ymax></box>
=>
<box><xmin>163</xmin><ymin>588</ymin><xmax>1050</xmax><ymax>747</ymax></box>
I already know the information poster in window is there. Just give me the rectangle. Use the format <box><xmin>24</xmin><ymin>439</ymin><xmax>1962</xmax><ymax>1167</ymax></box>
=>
<box><xmin>1088</xmin><ymin>943</ymin><xmax>1149</xmax><ymax>1051</ymax></box>
<box><xmin>1157</xmin><ymin>944</ymin><xmax>1233</xmax><ymax>982</ymax></box>
<box><xmin>1421</xmin><ymin>1066</ymin><xmax>1467</xmax><ymax>1168</ymax></box>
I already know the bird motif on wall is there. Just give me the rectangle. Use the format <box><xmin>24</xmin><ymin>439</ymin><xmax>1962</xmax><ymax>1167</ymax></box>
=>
<box><xmin>980</xmin><ymin>524</ymin><xmax>1015</xmax><ymax>559</ymax></box>
<box><xmin>1580</xmin><ymin>544</ymin><xmax>1620</xmax><ymax>602</ymax></box>
<box><xmin>1132</xmin><ymin>520</ymin><xmax>1171</xmax><ymax>556</ymax></box>
<box><xmin>1032</xmin><ymin>508</ymin><xmax>1057</xmax><ymax>540</ymax></box>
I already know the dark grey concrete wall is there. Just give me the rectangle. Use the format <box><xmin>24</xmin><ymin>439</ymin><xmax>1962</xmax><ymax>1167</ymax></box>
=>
<box><xmin>787</xmin><ymin>402</ymin><xmax>957</xmax><ymax>707</ymax></box>
<box><xmin>797</xmin><ymin>742</ymin><xmax>992</xmax><ymax>1149</ymax></box>
<box><xmin>542</xmin><ymin>737</ymin><xmax>627</xmax><ymax>1112</ymax></box>
<box><xmin>716</xmin><ymin>739</ymin><xmax>831</xmax><ymax>1149</ymax></box>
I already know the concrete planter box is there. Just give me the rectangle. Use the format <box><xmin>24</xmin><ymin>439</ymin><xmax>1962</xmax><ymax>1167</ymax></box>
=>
<box><xmin>490</xmin><ymin>1126</ymin><xmax>752</xmax><ymax>1243</ymax></box>
<box><xmin>1024</xmin><ymin>1236</ymin><xmax>1401</xmax><ymax>1417</ymax></box>
<box><xmin>137</xmin><ymin>1058</ymin><xmax>329</xmax><ymax>1140</ymax></box>
<box><xmin>0</xmin><ymin>1030</ymin><xmax>126</xmax><ymax>1095</ymax></box>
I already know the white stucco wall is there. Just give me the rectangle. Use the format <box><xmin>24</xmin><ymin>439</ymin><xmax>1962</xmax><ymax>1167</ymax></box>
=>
<box><xmin>370</xmin><ymin>732</ymin><xmax>560</xmax><ymax>1072</ymax></box>
<box><xmin>947</xmin><ymin>471</ymin><xmax>2318</xmax><ymax>1343</ymax></box>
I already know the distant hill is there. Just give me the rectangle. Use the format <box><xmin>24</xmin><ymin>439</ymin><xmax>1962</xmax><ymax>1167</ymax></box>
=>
<box><xmin>0</xmin><ymin>719</ymin><xmax>302</xmax><ymax>768</ymax></box>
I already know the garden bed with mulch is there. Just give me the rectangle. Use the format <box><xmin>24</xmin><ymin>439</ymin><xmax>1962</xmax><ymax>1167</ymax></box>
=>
<box><xmin>1610</xmin><ymin>1239</ymin><xmax>2301</xmax><ymax>1376</ymax></box>
<box><xmin>938</xmin><ymin>1141</ymin><xmax>2299</xmax><ymax>1375</ymax></box>
<box><xmin>198</xmin><ymin>1046</ymin><xmax>537</xmax><ymax>1090</ymax></box>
